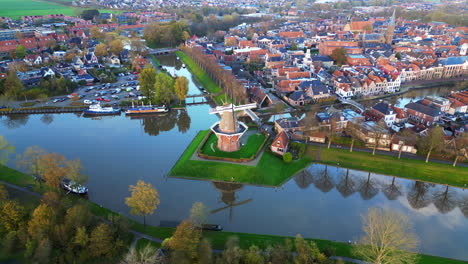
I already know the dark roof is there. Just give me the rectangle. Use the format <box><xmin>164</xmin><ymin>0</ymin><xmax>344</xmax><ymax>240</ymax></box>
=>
<box><xmin>372</xmin><ymin>102</ymin><xmax>393</xmax><ymax>115</ymax></box>
<box><xmin>405</xmin><ymin>102</ymin><xmax>442</xmax><ymax>117</ymax></box>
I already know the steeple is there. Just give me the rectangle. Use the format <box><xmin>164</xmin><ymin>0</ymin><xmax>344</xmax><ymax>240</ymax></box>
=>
<box><xmin>385</xmin><ymin>9</ymin><xmax>396</xmax><ymax>45</ymax></box>
<box><xmin>389</xmin><ymin>9</ymin><xmax>396</xmax><ymax>27</ymax></box>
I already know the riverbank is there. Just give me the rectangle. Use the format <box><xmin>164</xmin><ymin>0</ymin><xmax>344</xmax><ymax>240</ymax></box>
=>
<box><xmin>308</xmin><ymin>145</ymin><xmax>468</xmax><ymax>188</ymax></box>
<box><xmin>169</xmin><ymin>130</ymin><xmax>311</xmax><ymax>186</ymax></box>
<box><xmin>1</xmin><ymin>165</ymin><xmax>466</xmax><ymax>264</ymax></box>
<box><xmin>175</xmin><ymin>51</ymin><xmax>226</xmax><ymax>105</ymax></box>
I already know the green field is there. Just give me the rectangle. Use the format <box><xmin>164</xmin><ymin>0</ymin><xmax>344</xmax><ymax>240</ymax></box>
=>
<box><xmin>309</xmin><ymin>146</ymin><xmax>468</xmax><ymax>188</ymax></box>
<box><xmin>170</xmin><ymin>130</ymin><xmax>311</xmax><ymax>186</ymax></box>
<box><xmin>0</xmin><ymin>0</ymin><xmax>121</xmax><ymax>18</ymax></box>
<box><xmin>175</xmin><ymin>51</ymin><xmax>226</xmax><ymax>105</ymax></box>
<box><xmin>200</xmin><ymin>131</ymin><xmax>266</xmax><ymax>160</ymax></box>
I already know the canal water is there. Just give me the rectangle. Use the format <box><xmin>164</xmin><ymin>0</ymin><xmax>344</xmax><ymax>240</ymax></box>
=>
<box><xmin>1</xmin><ymin>55</ymin><xmax>467</xmax><ymax>261</ymax></box>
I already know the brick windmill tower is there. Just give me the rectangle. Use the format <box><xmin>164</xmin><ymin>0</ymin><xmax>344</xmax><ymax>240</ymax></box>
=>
<box><xmin>209</xmin><ymin>103</ymin><xmax>257</xmax><ymax>152</ymax></box>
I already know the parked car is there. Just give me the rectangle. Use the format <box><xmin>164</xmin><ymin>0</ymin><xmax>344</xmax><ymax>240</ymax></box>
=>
<box><xmin>84</xmin><ymin>100</ymin><xmax>92</xmax><ymax>105</ymax></box>
<box><xmin>111</xmin><ymin>95</ymin><xmax>120</xmax><ymax>100</ymax></box>
<box><xmin>128</xmin><ymin>92</ymin><xmax>136</xmax><ymax>97</ymax></box>
<box><xmin>96</xmin><ymin>97</ymin><xmax>103</xmax><ymax>101</ymax></box>
<box><xmin>53</xmin><ymin>99</ymin><xmax>60</xmax><ymax>103</ymax></box>
<box><xmin>102</xmin><ymin>97</ymin><xmax>111</xmax><ymax>102</ymax></box>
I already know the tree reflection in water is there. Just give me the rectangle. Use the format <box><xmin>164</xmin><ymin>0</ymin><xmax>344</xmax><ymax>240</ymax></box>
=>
<box><xmin>336</xmin><ymin>168</ymin><xmax>357</xmax><ymax>198</ymax></box>
<box><xmin>459</xmin><ymin>196</ymin><xmax>468</xmax><ymax>218</ymax></box>
<box><xmin>382</xmin><ymin>177</ymin><xmax>402</xmax><ymax>201</ymax></box>
<box><xmin>177</xmin><ymin>109</ymin><xmax>191</xmax><ymax>133</ymax></box>
<box><xmin>432</xmin><ymin>185</ymin><xmax>458</xmax><ymax>214</ymax></box>
<box><xmin>40</xmin><ymin>114</ymin><xmax>54</xmax><ymax>125</ymax></box>
<box><xmin>358</xmin><ymin>172</ymin><xmax>379</xmax><ymax>200</ymax></box>
<box><xmin>407</xmin><ymin>181</ymin><xmax>432</xmax><ymax>210</ymax></box>
<box><xmin>2</xmin><ymin>114</ymin><xmax>29</xmax><ymax>129</ymax></box>
<box><xmin>293</xmin><ymin>169</ymin><xmax>314</xmax><ymax>189</ymax></box>
<box><xmin>312</xmin><ymin>165</ymin><xmax>335</xmax><ymax>193</ymax></box>
<box><xmin>132</xmin><ymin>110</ymin><xmax>178</xmax><ymax>136</ymax></box>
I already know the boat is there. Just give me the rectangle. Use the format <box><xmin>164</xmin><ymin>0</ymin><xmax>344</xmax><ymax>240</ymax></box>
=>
<box><xmin>182</xmin><ymin>63</ymin><xmax>186</xmax><ymax>68</ymax></box>
<box><xmin>61</xmin><ymin>179</ymin><xmax>88</xmax><ymax>195</ymax></box>
<box><xmin>125</xmin><ymin>102</ymin><xmax>169</xmax><ymax>115</ymax></box>
<box><xmin>201</xmin><ymin>224</ymin><xmax>223</xmax><ymax>231</ymax></box>
<box><xmin>83</xmin><ymin>103</ymin><xmax>120</xmax><ymax>115</ymax></box>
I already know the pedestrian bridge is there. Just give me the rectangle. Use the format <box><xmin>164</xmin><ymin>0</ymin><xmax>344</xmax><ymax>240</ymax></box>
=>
<box><xmin>339</xmin><ymin>98</ymin><xmax>365</xmax><ymax>112</ymax></box>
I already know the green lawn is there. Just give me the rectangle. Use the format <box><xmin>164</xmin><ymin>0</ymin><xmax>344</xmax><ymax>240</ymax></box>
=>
<box><xmin>0</xmin><ymin>0</ymin><xmax>121</xmax><ymax>18</ymax></box>
<box><xmin>175</xmin><ymin>51</ymin><xmax>225</xmax><ymax>105</ymax></box>
<box><xmin>200</xmin><ymin>131</ymin><xmax>266</xmax><ymax>160</ymax></box>
<box><xmin>307</xmin><ymin>146</ymin><xmax>468</xmax><ymax>188</ymax></box>
<box><xmin>170</xmin><ymin>130</ymin><xmax>311</xmax><ymax>186</ymax></box>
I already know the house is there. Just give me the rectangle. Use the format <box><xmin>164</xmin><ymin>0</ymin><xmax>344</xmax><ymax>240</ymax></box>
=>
<box><xmin>371</xmin><ymin>101</ymin><xmax>396</xmax><ymax>127</ymax></box>
<box><xmin>108</xmin><ymin>55</ymin><xmax>120</xmax><ymax>65</ymax></box>
<box><xmin>304</xmin><ymin>131</ymin><xmax>326</xmax><ymax>143</ymax></box>
<box><xmin>285</xmin><ymin>90</ymin><xmax>311</xmax><ymax>106</ymax></box>
<box><xmin>250</xmin><ymin>87</ymin><xmax>273</xmax><ymax>108</ymax></box>
<box><xmin>391</xmin><ymin>135</ymin><xmax>417</xmax><ymax>154</ymax></box>
<box><xmin>72</xmin><ymin>57</ymin><xmax>84</xmax><ymax>71</ymax></box>
<box><xmin>404</xmin><ymin>100</ymin><xmax>443</xmax><ymax>126</ymax></box>
<box><xmin>275</xmin><ymin>117</ymin><xmax>303</xmax><ymax>133</ymax></box>
<box><xmin>41</xmin><ymin>68</ymin><xmax>55</xmax><ymax>78</ymax></box>
<box><xmin>84</xmin><ymin>53</ymin><xmax>98</xmax><ymax>64</ymax></box>
<box><xmin>24</xmin><ymin>54</ymin><xmax>42</xmax><ymax>66</ymax></box>
<box><xmin>271</xmin><ymin>131</ymin><xmax>289</xmax><ymax>156</ymax></box>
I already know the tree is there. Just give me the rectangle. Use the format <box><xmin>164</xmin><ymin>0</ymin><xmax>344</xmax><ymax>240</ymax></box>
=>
<box><xmin>3</xmin><ymin>72</ymin><xmax>23</xmax><ymax>100</ymax></box>
<box><xmin>66</xmin><ymin>159</ymin><xmax>88</xmax><ymax>187</ymax></box>
<box><xmin>33</xmin><ymin>238</ymin><xmax>52</xmax><ymax>264</ymax></box>
<box><xmin>198</xmin><ymin>238</ymin><xmax>213</xmax><ymax>264</ymax></box>
<box><xmin>243</xmin><ymin>245</ymin><xmax>264</xmax><ymax>264</ymax></box>
<box><xmin>37</xmin><ymin>152</ymin><xmax>67</xmax><ymax>188</ymax></box>
<box><xmin>353</xmin><ymin>208</ymin><xmax>419</xmax><ymax>264</ymax></box>
<box><xmin>94</xmin><ymin>43</ymin><xmax>108</xmax><ymax>57</ymax></box>
<box><xmin>223</xmin><ymin>236</ymin><xmax>243</xmax><ymax>264</ymax></box>
<box><xmin>89</xmin><ymin>223</ymin><xmax>115</xmax><ymax>258</ymax></box>
<box><xmin>395</xmin><ymin>130</ymin><xmax>416</xmax><ymax>159</ymax></box>
<box><xmin>369</xmin><ymin>120</ymin><xmax>387</xmax><ymax>155</ymax></box>
<box><xmin>189</xmin><ymin>201</ymin><xmax>209</xmax><ymax>227</ymax></box>
<box><xmin>450</xmin><ymin>134</ymin><xmax>467</xmax><ymax>167</ymax></box>
<box><xmin>0</xmin><ymin>135</ymin><xmax>14</xmax><ymax>165</ymax></box>
<box><xmin>90</xmin><ymin>26</ymin><xmax>103</xmax><ymax>40</ymax></box>
<box><xmin>109</xmin><ymin>39</ymin><xmax>124</xmax><ymax>55</ymax></box>
<box><xmin>174</xmin><ymin>76</ymin><xmax>189</xmax><ymax>103</ymax></box>
<box><xmin>330</xmin><ymin>47</ymin><xmax>347</xmax><ymax>66</ymax></box>
<box><xmin>81</xmin><ymin>9</ymin><xmax>99</xmax><ymax>20</ymax></box>
<box><xmin>154</xmin><ymin>72</ymin><xmax>175</xmax><ymax>104</ymax></box>
<box><xmin>65</xmin><ymin>203</ymin><xmax>92</xmax><ymax>231</ymax></box>
<box><xmin>283</xmin><ymin>152</ymin><xmax>292</xmax><ymax>163</ymax></box>
<box><xmin>0</xmin><ymin>200</ymin><xmax>25</xmax><ymax>232</ymax></box>
<box><xmin>395</xmin><ymin>52</ymin><xmax>401</xmax><ymax>60</ymax></box>
<box><xmin>138</xmin><ymin>67</ymin><xmax>157</xmax><ymax>101</ymax></box>
<box><xmin>168</xmin><ymin>220</ymin><xmax>201</xmax><ymax>260</ymax></box>
<box><xmin>15</xmin><ymin>45</ymin><xmax>27</xmax><ymax>59</ymax></box>
<box><xmin>125</xmin><ymin>180</ymin><xmax>160</xmax><ymax>227</ymax></box>
<box><xmin>73</xmin><ymin>226</ymin><xmax>89</xmax><ymax>248</ymax></box>
<box><xmin>28</xmin><ymin>204</ymin><xmax>57</xmax><ymax>239</ymax></box>
<box><xmin>123</xmin><ymin>244</ymin><xmax>159</xmax><ymax>264</ymax></box>
<box><xmin>0</xmin><ymin>184</ymin><xmax>7</xmax><ymax>201</ymax></box>
<box><xmin>419</xmin><ymin>126</ymin><xmax>444</xmax><ymax>163</ymax></box>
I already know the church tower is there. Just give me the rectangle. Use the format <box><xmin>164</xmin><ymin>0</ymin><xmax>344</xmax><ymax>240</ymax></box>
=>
<box><xmin>385</xmin><ymin>9</ymin><xmax>396</xmax><ymax>45</ymax></box>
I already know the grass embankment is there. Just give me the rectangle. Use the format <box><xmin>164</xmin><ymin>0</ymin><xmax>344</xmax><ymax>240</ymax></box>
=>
<box><xmin>149</xmin><ymin>55</ymin><xmax>161</xmax><ymax>68</ymax></box>
<box><xmin>200</xmin><ymin>132</ymin><xmax>266</xmax><ymax>159</ymax></box>
<box><xmin>1</xmin><ymin>166</ymin><xmax>467</xmax><ymax>264</ymax></box>
<box><xmin>308</xmin><ymin>146</ymin><xmax>468</xmax><ymax>188</ymax></box>
<box><xmin>170</xmin><ymin>130</ymin><xmax>311</xmax><ymax>186</ymax></box>
<box><xmin>175</xmin><ymin>51</ymin><xmax>225</xmax><ymax>105</ymax></box>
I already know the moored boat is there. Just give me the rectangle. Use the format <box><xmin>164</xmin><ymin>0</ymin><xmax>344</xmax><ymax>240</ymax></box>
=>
<box><xmin>83</xmin><ymin>104</ymin><xmax>120</xmax><ymax>115</ymax></box>
<box><xmin>125</xmin><ymin>103</ymin><xmax>169</xmax><ymax>115</ymax></box>
<box><xmin>61</xmin><ymin>178</ymin><xmax>88</xmax><ymax>195</ymax></box>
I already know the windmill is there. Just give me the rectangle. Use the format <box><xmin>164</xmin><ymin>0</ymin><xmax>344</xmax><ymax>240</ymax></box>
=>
<box><xmin>210</xmin><ymin>182</ymin><xmax>252</xmax><ymax>222</ymax></box>
<box><xmin>209</xmin><ymin>103</ymin><xmax>257</xmax><ymax>152</ymax></box>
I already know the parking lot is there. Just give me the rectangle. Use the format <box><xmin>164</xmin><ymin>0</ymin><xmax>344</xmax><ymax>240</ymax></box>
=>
<box><xmin>46</xmin><ymin>73</ymin><xmax>143</xmax><ymax>108</ymax></box>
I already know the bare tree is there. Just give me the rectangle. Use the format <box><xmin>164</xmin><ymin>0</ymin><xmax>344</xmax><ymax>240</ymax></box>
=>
<box><xmin>353</xmin><ymin>208</ymin><xmax>420</xmax><ymax>264</ymax></box>
<box><xmin>369</xmin><ymin>120</ymin><xmax>388</xmax><ymax>155</ymax></box>
<box><xmin>451</xmin><ymin>134</ymin><xmax>468</xmax><ymax>167</ymax></box>
<box><xmin>418</xmin><ymin>126</ymin><xmax>444</xmax><ymax>163</ymax></box>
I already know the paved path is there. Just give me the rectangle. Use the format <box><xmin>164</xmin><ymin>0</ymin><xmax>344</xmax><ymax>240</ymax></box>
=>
<box><xmin>0</xmin><ymin>180</ymin><xmax>41</xmax><ymax>198</ymax></box>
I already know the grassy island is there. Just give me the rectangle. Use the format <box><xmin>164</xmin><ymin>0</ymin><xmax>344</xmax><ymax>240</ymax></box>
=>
<box><xmin>170</xmin><ymin>130</ymin><xmax>311</xmax><ymax>186</ymax></box>
<box><xmin>199</xmin><ymin>131</ymin><xmax>266</xmax><ymax>160</ymax></box>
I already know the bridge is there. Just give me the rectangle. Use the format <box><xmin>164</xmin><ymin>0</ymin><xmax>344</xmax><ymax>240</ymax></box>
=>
<box><xmin>148</xmin><ymin>48</ymin><xmax>178</xmax><ymax>55</ymax></box>
<box><xmin>339</xmin><ymin>98</ymin><xmax>365</xmax><ymax>112</ymax></box>
<box><xmin>244</xmin><ymin>108</ymin><xmax>262</xmax><ymax>126</ymax></box>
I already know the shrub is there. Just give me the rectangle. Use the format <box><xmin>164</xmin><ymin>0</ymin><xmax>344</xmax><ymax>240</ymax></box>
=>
<box><xmin>20</xmin><ymin>102</ymin><xmax>36</xmax><ymax>107</ymax></box>
<box><xmin>290</xmin><ymin>142</ymin><xmax>306</xmax><ymax>159</ymax></box>
<box><xmin>283</xmin><ymin>152</ymin><xmax>292</xmax><ymax>163</ymax></box>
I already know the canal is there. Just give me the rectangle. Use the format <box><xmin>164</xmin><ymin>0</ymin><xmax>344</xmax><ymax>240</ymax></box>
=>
<box><xmin>1</xmin><ymin>54</ymin><xmax>467</xmax><ymax>261</ymax></box>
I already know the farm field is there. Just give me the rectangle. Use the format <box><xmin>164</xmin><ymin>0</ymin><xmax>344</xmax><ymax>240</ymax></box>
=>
<box><xmin>0</xmin><ymin>0</ymin><xmax>120</xmax><ymax>18</ymax></box>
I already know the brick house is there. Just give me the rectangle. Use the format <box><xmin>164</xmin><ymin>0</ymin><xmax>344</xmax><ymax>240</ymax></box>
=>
<box><xmin>271</xmin><ymin>131</ymin><xmax>289</xmax><ymax>156</ymax></box>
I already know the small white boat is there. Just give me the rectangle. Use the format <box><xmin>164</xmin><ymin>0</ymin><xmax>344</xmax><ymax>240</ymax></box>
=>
<box><xmin>61</xmin><ymin>179</ymin><xmax>88</xmax><ymax>194</ymax></box>
<box><xmin>84</xmin><ymin>103</ymin><xmax>120</xmax><ymax>115</ymax></box>
<box><xmin>182</xmin><ymin>63</ymin><xmax>186</xmax><ymax>68</ymax></box>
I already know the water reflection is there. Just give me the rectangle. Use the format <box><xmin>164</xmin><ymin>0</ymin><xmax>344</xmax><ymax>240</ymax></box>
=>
<box><xmin>127</xmin><ymin>110</ymin><xmax>191</xmax><ymax>136</ymax></box>
<box><xmin>211</xmin><ymin>182</ymin><xmax>252</xmax><ymax>222</ymax></box>
<box><xmin>301</xmin><ymin>165</ymin><xmax>468</xmax><ymax>216</ymax></box>
<box><xmin>2</xmin><ymin>114</ymin><xmax>29</xmax><ymax>129</ymax></box>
